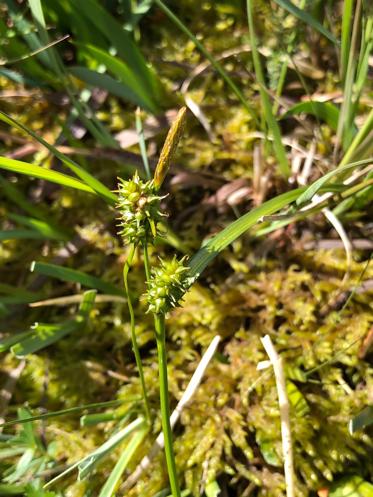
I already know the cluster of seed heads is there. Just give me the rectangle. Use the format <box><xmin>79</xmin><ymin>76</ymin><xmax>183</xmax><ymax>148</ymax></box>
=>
<box><xmin>116</xmin><ymin>172</ymin><xmax>165</xmax><ymax>244</ymax></box>
<box><xmin>146</xmin><ymin>256</ymin><xmax>189</xmax><ymax>314</ymax></box>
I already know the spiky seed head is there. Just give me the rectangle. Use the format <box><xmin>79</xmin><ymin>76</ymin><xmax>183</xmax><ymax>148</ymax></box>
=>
<box><xmin>146</xmin><ymin>256</ymin><xmax>189</xmax><ymax>314</ymax></box>
<box><xmin>116</xmin><ymin>172</ymin><xmax>165</xmax><ymax>244</ymax></box>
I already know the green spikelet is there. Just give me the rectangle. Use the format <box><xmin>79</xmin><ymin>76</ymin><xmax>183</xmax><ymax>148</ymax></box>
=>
<box><xmin>146</xmin><ymin>256</ymin><xmax>189</xmax><ymax>314</ymax></box>
<box><xmin>116</xmin><ymin>172</ymin><xmax>165</xmax><ymax>244</ymax></box>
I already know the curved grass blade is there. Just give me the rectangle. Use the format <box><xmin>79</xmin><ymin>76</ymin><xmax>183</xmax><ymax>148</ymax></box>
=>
<box><xmin>0</xmin><ymin>112</ymin><xmax>116</xmax><ymax>204</ymax></box>
<box><xmin>75</xmin><ymin>44</ymin><xmax>158</xmax><ymax>113</ymax></box>
<box><xmin>44</xmin><ymin>417</ymin><xmax>145</xmax><ymax>488</ymax></box>
<box><xmin>272</xmin><ymin>0</ymin><xmax>337</xmax><ymax>44</ymax></box>
<box><xmin>296</xmin><ymin>158</ymin><xmax>373</xmax><ymax>206</ymax></box>
<box><xmin>282</xmin><ymin>101</ymin><xmax>341</xmax><ymax>131</ymax></box>
<box><xmin>8</xmin><ymin>213</ymin><xmax>70</xmax><ymax>241</ymax></box>
<box><xmin>70</xmin><ymin>66</ymin><xmax>151</xmax><ymax>111</ymax></box>
<box><xmin>31</xmin><ymin>262</ymin><xmax>122</xmax><ymax>296</ymax></box>
<box><xmin>70</xmin><ymin>0</ymin><xmax>162</xmax><ymax>107</ymax></box>
<box><xmin>0</xmin><ymin>156</ymin><xmax>96</xmax><ymax>194</ymax></box>
<box><xmin>0</xmin><ymin>174</ymin><xmax>54</xmax><ymax>221</ymax></box>
<box><xmin>98</xmin><ymin>425</ymin><xmax>148</xmax><ymax>497</ymax></box>
<box><xmin>188</xmin><ymin>188</ymin><xmax>303</xmax><ymax>283</ymax></box>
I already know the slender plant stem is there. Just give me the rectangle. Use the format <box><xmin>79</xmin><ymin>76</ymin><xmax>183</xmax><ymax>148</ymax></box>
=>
<box><xmin>136</xmin><ymin>107</ymin><xmax>152</xmax><ymax>180</ymax></box>
<box><xmin>154</xmin><ymin>313</ymin><xmax>181</xmax><ymax>497</ymax></box>
<box><xmin>123</xmin><ymin>244</ymin><xmax>151</xmax><ymax>422</ymax></box>
<box><xmin>142</xmin><ymin>239</ymin><xmax>152</xmax><ymax>282</ymax></box>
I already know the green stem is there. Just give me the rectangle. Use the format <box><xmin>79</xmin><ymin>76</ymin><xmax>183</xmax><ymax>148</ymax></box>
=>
<box><xmin>142</xmin><ymin>239</ymin><xmax>152</xmax><ymax>282</ymax></box>
<box><xmin>123</xmin><ymin>244</ymin><xmax>151</xmax><ymax>423</ymax></box>
<box><xmin>154</xmin><ymin>313</ymin><xmax>181</xmax><ymax>497</ymax></box>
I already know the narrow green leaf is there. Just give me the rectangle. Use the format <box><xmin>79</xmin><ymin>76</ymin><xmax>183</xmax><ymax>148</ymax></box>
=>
<box><xmin>349</xmin><ymin>405</ymin><xmax>373</xmax><ymax>434</ymax></box>
<box><xmin>72</xmin><ymin>0</ymin><xmax>161</xmax><ymax>104</ymax></box>
<box><xmin>75</xmin><ymin>44</ymin><xmax>158</xmax><ymax>113</ymax></box>
<box><xmin>0</xmin><ymin>156</ymin><xmax>96</xmax><ymax>194</ymax></box>
<box><xmin>188</xmin><ymin>188</ymin><xmax>303</xmax><ymax>282</ymax></box>
<box><xmin>341</xmin><ymin>0</ymin><xmax>354</xmax><ymax>81</ymax></box>
<box><xmin>11</xmin><ymin>321</ymin><xmax>80</xmax><ymax>357</ymax></box>
<box><xmin>282</xmin><ymin>101</ymin><xmax>341</xmax><ymax>131</ymax></box>
<box><xmin>27</xmin><ymin>0</ymin><xmax>59</xmax><ymax>73</ymax></box>
<box><xmin>339</xmin><ymin>107</ymin><xmax>373</xmax><ymax>167</ymax></box>
<box><xmin>272</xmin><ymin>0</ymin><xmax>338</xmax><ymax>44</ymax></box>
<box><xmin>247</xmin><ymin>0</ymin><xmax>290</xmax><ymax>177</ymax></box>
<box><xmin>0</xmin><ymin>230</ymin><xmax>53</xmax><ymax>242</ymax></box>
<box><xmin>98</xmin><ymin>425</ymin><xmax>147</xmax><ymax>497</ymax></box>
<box><xmin>8</xmin><ymin>213</ymin><xmax>70</xmax><ymax>241</ymax></box>
<box><xmin>70</xmin><ymin>66</ymin><xmax>152</xmax><ymax>110</ymax></box>
<box><xmin>0</xmin><ymin>174</ymin><xmax>51</xmax><ymax>220</ymax></box>
<box><xmin>45</xmin><ymin>417</ymin><xmax>145</xmax><ymax>488</ymax></box>
<box><xmin>0</xmin><ymin>112</ymin><xmax>116</xmax><ymax>204</ymax></box>
<box><xmin>0</xmin><ymin>399</ymin><xmax>136</xmax><ymax>428</ymax></box>
<box><xmin>0</xmin><ymin>330</ymin><xmax>35</xmax><ymax>353</ymax></box>
<box><xmin>80</xmin><ymin>412</ymin><xmax>120</xmax><ymax>427</ymax></box>
<box><xmin>31</xmin><ymin>262</ymin><xmax>123</xmax><ymax>296</ymax></box>
<box><xmin>296</xmin><ymin>159</ymin><xmax>373</xmax><ymax>206</ymax></box>
<box><xmin>0</xmin><ymin>483</ymin><xmax>26</xmax><ymax>495</ymax></box>
<box><xmin>78</xmin><ymin>418</ymin><xmax>144</xmax><ymax>480</ymax></box>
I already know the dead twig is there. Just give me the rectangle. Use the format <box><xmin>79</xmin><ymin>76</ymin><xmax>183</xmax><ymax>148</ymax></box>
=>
<box><xmin>261</xmin><ymin>335</ymin><xmax>295</xmax><ymax>497</ymax></box>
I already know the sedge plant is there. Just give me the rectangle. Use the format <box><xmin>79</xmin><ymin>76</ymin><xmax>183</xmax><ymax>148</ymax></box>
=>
<box><xmin>116</xmin><ymin>107</ymin><xmax>188</xmax><ymax>497</ymax></box>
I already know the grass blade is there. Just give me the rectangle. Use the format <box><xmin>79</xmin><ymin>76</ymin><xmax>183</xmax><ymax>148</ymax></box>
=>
<box><xmin>98</xmin><ymin>426</ymin><xmax>148</xmax><ymax>497</ymax></box>
<box><xmin>72</xmin><ymin>0</ymin><xmax>162</xmax><ymax>106</ymax></box>
<box><xmin>0</xmin><ymin>230</ymin><xmax>54</xmax><ymax>242</ymax></box>
<box><xmin>0</xmin><ymin>174</ymin><xmax>52</xmax><ymax>221</ymax></box>
<box><xmin>246</xmin><ymin>0</ymin><xmax>290</xmax><ymax>177</ymax></box>
<box><xmin>341</xmin><ymin>0</ymin><xmax>354</xmax><ymax>80</ymax></box>
<box><xmin>45</xmin><ymin>417</ymin><xmax>145</xmax><ymax>488</ymax></box>
<box><xmin>339</xmin><ymin>109</ymin><xmax>373</xmax><ymax>167</ymax></box>
<box><xmin>78</xmin><ymin>418</ymin><xmax>145</xmax><ymax>480</ymax></box>
<box><xmin>76</xmin><ymin>44</ymin><xmax>159</xmax><ymax>113</ymax></box>
<box><xmin>0</xmin><ymin>112</ymin><xmax>116</xmax><ymax>204</ymax></box>
<box><xmin>70</xmin><ymin>66</ymin><xmax>153</xmax><ymax>111</ymax></box>
<box><xmin>282</xmin><ymin>101</ymin><xmax>341</xmax><ymax>131</ymax></box>
<box><xmin>272</xmin><ymin>0</ymin><xmax>337</xmax><ymax>44</ymax></box>
<box><xmin>8</xmin><ymin>213</ymin><xmax>70</xmax><ymax>241</ymax></box>
<box><xmin>296</xmin><ymin>158</ymin><xmax>373</xmax><ymax>205</ymax></box>
<box><xmin>188</xmin><ymin>188</ymin><xmax>303</xmax><ymax>282</ymax></box>
<box><xmin>0</xmin><ymin>400</ymin><xmax>130</xmax><ymax>428</ymax></box>
<box><xmin>31</xmin><ymin>262</ymin><xmax>123</xmax><ymax>296</ymax></box>
<box><xmin>0</xmin><ymin>156</ymin><xmax>96</xmax><ymax>194</ymax></box>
